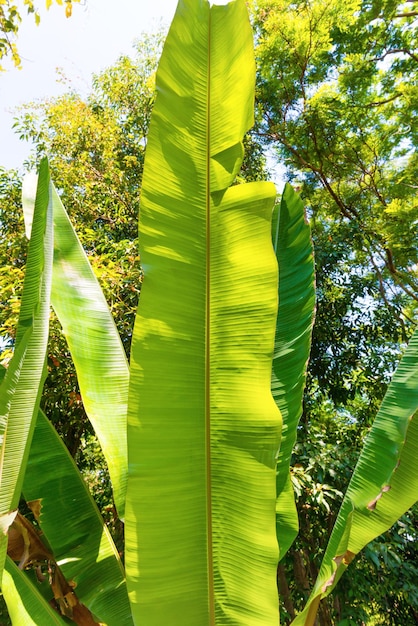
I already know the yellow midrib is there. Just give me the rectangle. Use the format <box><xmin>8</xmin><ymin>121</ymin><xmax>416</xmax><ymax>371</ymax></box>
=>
<box><xmin>205</xmin><ymin>4</ymin><xmax>215</xmax><ymax>625</ymax></box>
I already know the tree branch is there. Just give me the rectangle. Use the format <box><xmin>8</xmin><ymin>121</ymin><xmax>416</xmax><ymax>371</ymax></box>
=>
<box><xmin>370</xmin><ymin>48</ymin><xmax>418</xmax><ymax>64</ymax></box>
<box><xmin>394</xmin><ymin>11</ymin><xmax>418</xmax><ymax>18</ymax></box>
<box><xmin>356</xmin><ymin>94</ymin><xmax>403</xmax><ymax>108</ymax></box>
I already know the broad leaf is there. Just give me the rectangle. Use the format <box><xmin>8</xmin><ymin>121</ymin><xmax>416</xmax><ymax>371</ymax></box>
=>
<box><xmin>22</xmin><ymin>174</ymin><xmax>129</xmax><ymax>520</ymax></box>
<box><xmin>272</xmin><ymin>184</ymin><xmax>315</xmax><ymax>560</ymax></box>
<box><xmin>0</xmin><ymin>159</ymin><xmax>53</xmax><ymax>579</ymax></box>
<box><xmin>293</xmin><ymin>327</ymin><xmax>418</xmax><ymax>625</ymax></box>
<box><xmin>125</xmin><ymin>0</ymin><xmax>281</xmax><ymax>624</ymax></box>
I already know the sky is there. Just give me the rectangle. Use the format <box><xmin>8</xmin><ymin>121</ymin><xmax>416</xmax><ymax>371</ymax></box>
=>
<box><xmin>0</xmin><ymin>0</ymin><xmax>179</xmax><ymax>169</ymax></box>
<box><xmin>0</xmin><ymin>0</ymin><xmax>284</xmax><ymax>185</ymax></box>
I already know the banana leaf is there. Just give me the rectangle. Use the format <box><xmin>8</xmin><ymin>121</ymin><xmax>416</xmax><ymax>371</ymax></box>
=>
<box><xmin>125</xmin><ymin>0</ymin><xmax>281</xmax><ymax>624</ymax></box>
<box><xmin>21</xmin><ymin>405</ymin><xmax>133</xmax><ymax>626</ymax></box>
<box><xmin>0</xmin><ymin>361</ymin><xmax>131</xmax><ymax>625</ymax></box>
<box><xmin>292</xmin><ymin>327</ymin><xmax>418</xmax><ymax>625</ymax></box>
<box><xmin>22</xmin><ymin>173</ymin><xmax>129</xmax><ymax>520</ymax></box>
<box><xmin>272</xmin><ymin>184</ymin><xmax>315</xmax><ymax>560</ymax></box>
<box><xmin>0</xmin><ymin>159</ymin><xmax>53</xmax><ymax>580</ymax></box>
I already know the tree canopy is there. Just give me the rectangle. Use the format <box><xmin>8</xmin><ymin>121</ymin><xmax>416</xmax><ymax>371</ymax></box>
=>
<box><xmin>251</xmin><ymin>0</ymin><xmax>418</xmax><ymax>309</ymax></box>
<box><xmin>248</xmin><ymin>0</ymin><xmax>418</xmax><ymax>440</ymax></box>
<box><xmin>0</xmin><ymin>0</ymin><xmax>79</xmax><ymax>69</ymax></box>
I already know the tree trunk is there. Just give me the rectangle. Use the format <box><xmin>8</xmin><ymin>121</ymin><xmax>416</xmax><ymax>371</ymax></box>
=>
<box><xmin>278</xmin><ymin>563</ymin><xmax>296</xmax><ymax>621</ymax></box>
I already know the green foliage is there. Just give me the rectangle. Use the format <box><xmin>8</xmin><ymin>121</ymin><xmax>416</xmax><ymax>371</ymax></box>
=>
<box><xmin>0</xmin><ymin>1</ymin><xmax>417</xmax><ymax>624</ymax></box>
<box><xmin>1</xmin><ymin>39</ymin><xmax>158</xmax><ymax>472</ymax></box>
<box><xmin>251</xmin><ymin>0</ymin><xmax>418</xmax><ymax>376</ymax></box>
<box><xmin>278</xmin><ymin>411</ymin><xmax>418</xmax><ymax>625</ymax></box>
<box><xmin>251</xmin><ymin>0</ymin><xmax>418</xmax><ymax>304</ymax></box>
<box><xmin>23</xmin><ymin>170</ymin><xmax>130</xmax><ymax>520</ymax></box>
<box><xmin>1</xmin><ymin>2</ymin><xmax>285</xmax><ymax>623</ymax></box>
<box><xmin>272</xmin><ymin>184</ymin><xmax>316</xmax><ymax>559</ymax></box>
<box><xmin>0</xmin><ymin>159</ymin><xmax>53</xmax><ymax>584</ymax></box>
<box><xmin>2</xmin><ymin>24</ymin><xmax>267</xmax><ymax>466</ymax></box>
<box><xmin>0</xmin><ymin>21</ymin><xmax>268</xmax><ymax>543</ymax></box>
<box><xmin>333</xmin><ymin>508</ymin><xmax>418</xmax><ymax>625</ymax></box>
<box><xmin>0</xmin><ymin>0</ymin><xmax>79</xmax><ymax>69</ymax></box>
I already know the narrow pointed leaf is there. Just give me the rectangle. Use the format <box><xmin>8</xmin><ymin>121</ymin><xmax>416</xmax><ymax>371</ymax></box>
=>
<box><xmin>0</xmin><ymin>158</ymin><xmax>53</xmax><ymax>580</ymax></box>
<box><xmin>22</xmin><ymin>175</ymin><xmax>129</xmax><ymax>520</ymax></box>
<box><xmin>126</xmin><ymin>1</ymin><xmax>281</xmax><ymax>624</ymax></box>
<box><xmin>2</xmin><ymin>557</ymin><xmax>67</xmax><ymax>626</ymax></box>
<box><xmin>272</xmin><ymin>184</ymin><xmax>315</xmax><ymax>559</ymax></box>
<box><xmin>293</xmin><ymin>327</ymin><xmax>418</xmax><ymax>625</ymax></box>
<box><xmin>0</xmin><ymin>332</ymin><xmax>30</xmax><ymax>575</ymax></box>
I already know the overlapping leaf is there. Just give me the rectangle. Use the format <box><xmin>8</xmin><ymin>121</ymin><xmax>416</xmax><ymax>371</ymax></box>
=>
<box><xmin>22</xmin><ymin>174</ymin><xmax>129</xmax><ymax>520</ymax></box>
<box><xmin>1</xmin><ymin>161</ymin><xmax>131</xmax><ymax>624</ymax></box>
<box><xmin>272</xmin><ymin>184</ymin><xmax>315</xmax><ymax>560</ymax></box>
<box><xmin>2</xmin><ymin>558</ymin><xmax>67</xmax><ymax>626</ymax></box>
<box><xmin>22</xmin><ymin>407</ymin><xmax>133</xmax><ymax>625</ymax></box>
<box><xmin>0</xmin><ymin>159</ymin><xmax>53</xmax><ymax>581</ymax></box>
<box><xmin>293</xmin><ymin>328</ymin><xmax>418</xmax><ymax>625</ymax></box>
<box><xmin>125</xmin><ymin>1</ymin><xmax>281</xmax><ymax>624</ymax></box>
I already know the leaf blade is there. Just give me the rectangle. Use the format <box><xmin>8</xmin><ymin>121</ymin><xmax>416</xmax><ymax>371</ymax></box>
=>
<box><xmin>292</xmin><ymin>327</ymin><xmax>418</xmax><ymax>625</ymax></box>
<box><xmin>22</xmin><ymin>175</ymin><xmax>129</xmax><ymax>520</ymax></box>
<box><xmin>2</xmin><ymin>557</ymin><xmax>67</xmax><ymax>626</ymax></box>
<box><xmin>0</xmin><ymin>158</ymin><xmax>53</xmax><ymax>579</ymax></box>
<box><xmin>126</xmin><ymin>1</ymin><xmax>281</xmax><ymax>624</ymax></box>
<box><xmin>272</xmin><ymin>184</ymin><xmax>315</xmax><ymax>559</ymax></box>
<box><xmin>22</xmin><ymin>406</ymin><xmax>133</xmax><ymax>626</ymax></box>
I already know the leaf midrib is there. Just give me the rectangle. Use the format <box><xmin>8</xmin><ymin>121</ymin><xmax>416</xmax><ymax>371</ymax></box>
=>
<box><xmin>205</xmin><ymin>6</ymin><xmax>215</xmax><ymax>625</ymax></box>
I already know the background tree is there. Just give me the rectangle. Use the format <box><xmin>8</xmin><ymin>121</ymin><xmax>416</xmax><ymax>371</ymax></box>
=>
<box><xmin>0</xmin><ymin>0</ymin><xmax>80</xmax><ymax>68</ymax></box>
<box><xmin>0</xmin><ymin>35</ymin><xmax>162</xmax><ymax>535</ymax></box>
<box><xmin>250</xmin><ymin>0</ymin><xmax>418</xmax><ymax>622</ymax></box>
<box><xmin>251</xmin><ymin>0</ymin><xmax>418</xmax><ymax>304</ymax></box>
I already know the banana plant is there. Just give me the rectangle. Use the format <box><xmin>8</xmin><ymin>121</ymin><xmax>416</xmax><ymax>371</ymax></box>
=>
<box><xmin>0</xmin><ymin>0</ymin><xmax>417</xmax><ymax>625</ymax></box>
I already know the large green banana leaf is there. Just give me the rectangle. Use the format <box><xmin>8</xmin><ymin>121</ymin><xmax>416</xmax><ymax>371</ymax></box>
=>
<box><xmin>22</xmin><ymin>173</ymin><xmax>129</xmax><ymax>520</ymax></box>
<box><xmin>272</xmin><ymin>184</ymin><xmax>315</xmax><ymax>560</ymax></box>
<box><xmin>125</xmin><ymin>0</ymin><xmax>281</xmax><ymax>624</ymax></box>
<box><xmin>0</xmin><ymin>159</ymin><xmax>53</xmax><ymax>581</ymax></box>
<box><xmin>292</xmin><ymin>327</ymin><xmax>418</xmax><ymax>625</ymax></box>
